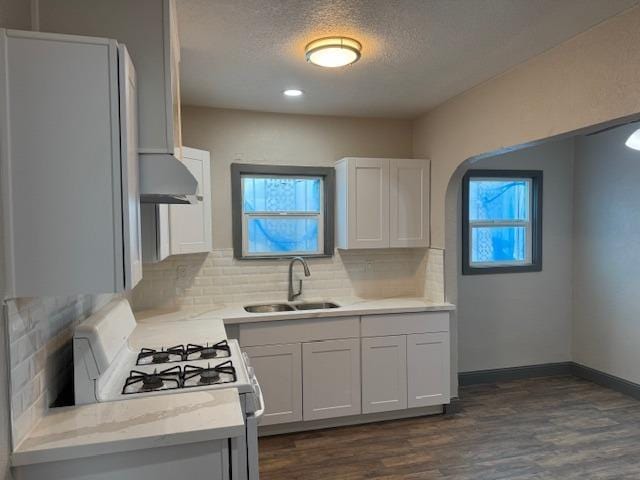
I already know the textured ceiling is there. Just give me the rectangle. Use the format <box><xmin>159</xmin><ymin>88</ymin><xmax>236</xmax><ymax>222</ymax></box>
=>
<box><xmin>177</xmin><ymin>0</ymin><xmax>638</xmax><ymax>118</ymax></box>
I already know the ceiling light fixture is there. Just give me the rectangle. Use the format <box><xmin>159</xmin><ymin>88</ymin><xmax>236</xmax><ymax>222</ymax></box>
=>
<box><xmin>305</xmin><ymin>37</ymin><xmax>362</xmax><ymax>68</ymax></box>
<box><xmin>283</xmin><ymin>89</ymin><xmax>303</xmax><ymax>97</ymax></box>
<box><xmin>625</xmin><ymin>128</ymin><xmax>640</xmax><ymax>150</ymax></box>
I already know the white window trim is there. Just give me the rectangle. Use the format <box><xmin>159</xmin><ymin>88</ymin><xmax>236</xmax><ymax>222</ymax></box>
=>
<box><xmin>240</xmin><ymin>175</ymin><xmax>325</xmax><ymax>257</ymax></box>
<box><xmin>468</xmin><ymin>177</ymin><xmax>533</xmax><ymax>268</ymax></box>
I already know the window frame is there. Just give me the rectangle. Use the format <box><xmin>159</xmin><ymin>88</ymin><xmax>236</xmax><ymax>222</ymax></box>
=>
<box><xmin>462</xmin><ymin>169</ymin><xmax>543</xmax><ymax>275</ymax></box>
<box><xmin>231</xmin><ymin>163</ymin><xmax>335</xmax><ymax>259</ymax></box>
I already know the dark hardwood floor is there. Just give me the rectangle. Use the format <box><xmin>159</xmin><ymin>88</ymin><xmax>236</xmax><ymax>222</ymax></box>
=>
<box><xmin>259</xmin><ymin>376</ymin><xmax>640</xmax><ymax>479</ymax></box>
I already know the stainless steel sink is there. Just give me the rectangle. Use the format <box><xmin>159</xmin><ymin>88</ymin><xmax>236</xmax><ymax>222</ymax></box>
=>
<box><xmin>244</xmin><ymin>304</ymin><xmax>295</xmax><ymax>313</ymax></box>
<box><xmin>293</xmin><ymin>302</ymin><xmax>340</xmax><ymax>310</ymax></box>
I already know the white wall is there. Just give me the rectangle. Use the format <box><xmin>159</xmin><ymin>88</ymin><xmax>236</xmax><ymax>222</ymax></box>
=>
<box><xmin>457</xmin><ymin>139</ymin><xmax>574</xmax><ymax>372</ymax></box>
<box><xmin>573</xmin><ymin>123</ymin><xmax>640</xmax><ymax>383</ymax></box>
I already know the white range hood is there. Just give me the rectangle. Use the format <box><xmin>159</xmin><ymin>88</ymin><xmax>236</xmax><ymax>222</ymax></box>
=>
<box><xmin>139</xmin><ymin>153</ymin><xmax>199</xmax><ymax>204</ymax></box>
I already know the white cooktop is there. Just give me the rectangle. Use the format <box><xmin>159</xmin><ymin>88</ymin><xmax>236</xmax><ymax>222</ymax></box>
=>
<box><xmin>97</xmin><ymin>339</ymin><xmax>253</xmax><ymax>402</ymax></box>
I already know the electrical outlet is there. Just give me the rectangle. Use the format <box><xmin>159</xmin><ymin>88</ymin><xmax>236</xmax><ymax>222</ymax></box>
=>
<box><xmin>365</xmin><ymin>260</ymin><xmax>374</xmax><ymax>272</ymax></box>
<box><xmin>176</xmin><ymin>265</ymin><xmax>189</xmax><ymax>279</ymax></box>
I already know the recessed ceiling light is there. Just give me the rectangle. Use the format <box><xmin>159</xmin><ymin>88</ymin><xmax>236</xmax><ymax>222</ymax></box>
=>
<box><xmin>305</xmin><ymin>37</ymin><xmax>362</xmax><ymax>68</ymax></box>
<box><xmin>626</xmin><ymin>128</ymin><xmax>640</xmax><ymax>150</ymax></box>
<box><xmin>283</xmin><ymin>89</ymin><xmax>303</xmax><ymax>97</ymax></box>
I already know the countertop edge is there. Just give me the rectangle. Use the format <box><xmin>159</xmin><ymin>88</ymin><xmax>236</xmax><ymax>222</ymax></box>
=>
<box><xmin>11</xmin><ymin>424</ymin><xmax>245</xmax><ymax>467</ymax></box>
<box><xmin>222</xmin><ymin>302</ymin><xmax>456</xmax><ymax>325</ymax></box>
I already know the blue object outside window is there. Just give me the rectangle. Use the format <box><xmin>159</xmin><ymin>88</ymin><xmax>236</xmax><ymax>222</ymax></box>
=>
<box><xmin>462</xmin><ymin>170</ymin><xmax>542</xmax><ymax>274</ymax></box>
<box><xmin>241</xmin><ymin>176</ymin><xmax>323</xmax><ymax>256</ymax></box>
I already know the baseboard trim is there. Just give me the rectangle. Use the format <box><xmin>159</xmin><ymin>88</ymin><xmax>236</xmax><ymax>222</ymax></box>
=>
<box><xmin>458</xmin><ymin>362</ymin><xmax>573</xmax><ymax>386</ymax></box>
<box><xmin>571</xmin><ymin>363</ymin><xmax>640</xmax><ymax>400</ymax></box>
<box><xmin>258</xmin><ymin>405</ymin><xmax>443</xmax><ymax>437</ymax></box>
<box><xmin>458</xmin><ymin>361</ymin><xmax>640</xmax><ymax>400</ymax></box>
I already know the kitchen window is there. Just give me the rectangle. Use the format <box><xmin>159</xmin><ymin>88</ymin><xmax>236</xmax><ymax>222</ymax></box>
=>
<box><xmin>462</xmin><ymin>170</ymin><xmax>542</xmax><ymax>274</ymax></box>
<box><xmin>231</xmin><ymin>164</ymin><xmax>335</xmax><ymax>259</ymax></box>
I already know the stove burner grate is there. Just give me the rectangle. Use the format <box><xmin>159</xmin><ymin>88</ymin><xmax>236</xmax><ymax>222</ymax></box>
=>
<box><xmin>183</xmin><ymin>360</ymin><xmax>237</xmax><ymax>388</ymax></box>
<box><xmin>185</xmin><ymin>340</ymin><xmax>231</xmax><ymax>361</ymax></box>
<box><xmin>136</xmin><ymin>345</ymin><xmax>185</xmax><ymax>365</ymax></box>
<box><xmin>122</xmin><ymin>366</ymin><xmax>182</xmax><ymax>395</ymax></box>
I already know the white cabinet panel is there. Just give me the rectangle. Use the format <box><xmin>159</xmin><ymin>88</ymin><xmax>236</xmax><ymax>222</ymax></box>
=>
<box><xmin>361</xmin><ymin>336</ymin><xmax>407</xmax><ymax>414</ymax></box>
<box><xmin>390</xmin><ymin>159</ymin><xmax>430</xmax><ymax>247</ymax></box>
<box><xmin>119</xmin><ymin>45</ymin><xmax>143</xmax><ymax>288</ymax></box>
<box><xmin>335</xmin><ymin>157</ymin><xmax>429</xmax><ymax>249</ymax></box>
<box><xmin>169</xmin><ymin>147</ymin><xmax>212</xmax><ymax>254</ymax></box>
<box><xmin>243</xmin><ymin>344</ymin><xmax>302</xmax><ymax>426</ymax></box>
<box><xmin>302</xmin><ymin>339</ymin><xmax>361</xmax><ymax>421</ymax></box>
<box><xmin>0</xmin><ymin>30</ymin><xmax>140</xmax><ymax>297</ymax></box>
<box><xmin>407</xmin><ymin>332</ymin><xmax>450</xmax><ymax>408</ymax></box>
<box><xmin>336</xmin><ymin>157</ymin><xmax>389</xmax><ymax>249</ymax></box>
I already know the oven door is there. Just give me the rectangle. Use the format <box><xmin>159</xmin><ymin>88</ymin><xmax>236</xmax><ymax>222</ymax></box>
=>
<box><xmin>234</xmin><ymin>364</ymin><xmax>265</xmax><ymax>480</ymax></box>
<box><xmin>246</xmin><ymin>378</ymin><xmax>265</xmax><ymax>480</ymax></box>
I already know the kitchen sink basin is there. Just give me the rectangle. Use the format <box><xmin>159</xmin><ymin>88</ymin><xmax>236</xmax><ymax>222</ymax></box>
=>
<box><xmin>293</xmin><ymin>302</ymin><xmax>340</xmax><ymax>310</ymax></box>
<box><xmin>244</xmin><ymin>304</ymin><xmax>295</xmax><ymax>313</ymax></box>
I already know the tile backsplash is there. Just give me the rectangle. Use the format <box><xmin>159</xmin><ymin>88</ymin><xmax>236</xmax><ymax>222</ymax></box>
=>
<box><xmin>6</xmin><ymin>293</ymin><xmax>117</xmax><ymax>447</ymax></box>
<box><xmin>132</xmin><ymin>247</ymin><xmax>445</xmax><ymax>310</ymax></box>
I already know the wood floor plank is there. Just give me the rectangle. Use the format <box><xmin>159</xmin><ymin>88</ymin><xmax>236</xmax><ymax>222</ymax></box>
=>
<box><xmin>259</xmin><ymin>376</ymin><xmax>640</xmax><ymax>479</ymax></box>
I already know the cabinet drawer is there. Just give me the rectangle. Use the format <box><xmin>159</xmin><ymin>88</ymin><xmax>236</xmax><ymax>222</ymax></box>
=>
<box><xmin>361</xmin><ymin>312</ymin><xmax>449</xmax><ymax>337</ymax></box>
<box><xmin>239</xmin><ymin>316</ymin><xmax>359</xmax><ymax>347</ymax></box>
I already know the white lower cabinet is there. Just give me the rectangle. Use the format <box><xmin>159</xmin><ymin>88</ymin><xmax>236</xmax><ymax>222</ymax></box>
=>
<box><xmin>302</xmin><ymin>339</ymin><xmax>361</xmax><ymax>421</ymax></box>
<box><xmin>242</xmin><ymin>344</ymin><xmax>302</xmax><ymax>426</ymax></box>
<box><xmin>407</xmin><ymin>332</ymin><xmax>450</xmax><ymax>408</ymax></box>
<box><xmin>361</xmin><ymin>335</ymin><xmax>408</xmax><ymax>414</ymax></box>
<box><xmin>239</xmin><ymin>312</ymin><xmax>450</xmax><ymax>429</ymax></box>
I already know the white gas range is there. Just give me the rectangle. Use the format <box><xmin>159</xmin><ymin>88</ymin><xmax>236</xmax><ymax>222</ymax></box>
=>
<box><xmin>73</xmin><ymin>299</ymin><xmax>264</xmax><ymax>480</ymax></box>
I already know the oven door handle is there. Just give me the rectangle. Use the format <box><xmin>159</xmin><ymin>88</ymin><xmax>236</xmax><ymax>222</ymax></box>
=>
<box><xmin>251</xmin><ymin>378</ymin><xmax>266</xmax><ymax>420</ymax></box>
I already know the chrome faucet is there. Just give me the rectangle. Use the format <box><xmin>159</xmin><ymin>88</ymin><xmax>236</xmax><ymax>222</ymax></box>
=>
<box><xmin>288</xmin><ymin>256</ymin><xmax>311</xmax><ymax>301</ymax></box>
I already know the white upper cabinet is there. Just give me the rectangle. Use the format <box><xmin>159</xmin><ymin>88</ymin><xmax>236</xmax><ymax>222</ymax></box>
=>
<box><xmin>0</xmin><ymin>30</ymin><xmax>141</xmax><ymax>297</ymax></box>
<box><xmin>389</xmin><ymin>159</ymin><xmax>430</xmax><ymax>247</ymax></box>
<box><xmin>37</xmin><ymin>0</ymin><xmax>182</xmax><ymax>154</ymax></box>
<box><xmin>169</xmin><ymin>147</ymin><xmax>212</xmax><ymax>254</ymax></box>
<box><xmin>141</xmin><ymin>147</ymin><xmax>212</xmax><ymax>262</ymax></box>
<box><xmin>335</xmin><ymin>157</ymin><xmax>429</xmax><ymax>249</ymax></box>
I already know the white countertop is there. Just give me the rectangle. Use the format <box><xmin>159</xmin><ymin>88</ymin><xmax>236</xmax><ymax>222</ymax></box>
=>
<box><xmin>12</xmin><ymin>389</ymin><xmax>244</xmax><ymax>467</ymax></box>
<box><xmin>192</xmin><ymin>296</ymin><xmax>455</xmax><ymax>325</ymax></box>
<box><xmin>131</xmin><ymin>308</ymin><xmax>228</xmax><ymax>348</ymax></box>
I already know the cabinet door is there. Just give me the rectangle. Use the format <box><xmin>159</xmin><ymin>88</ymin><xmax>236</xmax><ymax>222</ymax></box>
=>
<box><xmin>407</xmin><ymin>333</ymin><xmax>450</xmax><ymax>408</ymax></box>
<box><xmin>243</xmin><ymin>344</ymin><xmax>302</xmax><ymax>426</ymax></box>
<box><xmin>118</xmin><ymin>45</ymin><xmax>143</xmax><ymax>288</ymax></box>
<box><xmin>362</xmin><ymin>336</ymin><xmax>407</xmax><ymax>414</ymax></box>
<box><xmin>302</xmin><ymin>339</ymin><xmax>361</xmax><ymax>421</ymax></box>
<box><xmin>347</xmin><ymin>158</ymin><xmax>389</xmax><ymax>248</ymax></box>
<box><xmin>169</xmin><ymin>147</ymin><xmax>212</xmax><ymax>254</ymax></box>
<box><xmin>389</xmin><ymin>159</ymin><xmax>430</xmax><ymax>247</ymax></box>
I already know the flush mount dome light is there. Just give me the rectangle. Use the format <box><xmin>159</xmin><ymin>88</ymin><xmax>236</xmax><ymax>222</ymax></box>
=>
<box><xmin>305</xmin><ymin>37</ymin><xmax>362</xmax><ymax>68</ymax></box>
<box><xmin>625</xmin><ymin>128</ymin><xmax>640</xmax><ymax>150</ymax></box>
<box><xmin>283</xmin><ymin>89</ymin><xmax>303</xmax><ymax>97</ymax></box>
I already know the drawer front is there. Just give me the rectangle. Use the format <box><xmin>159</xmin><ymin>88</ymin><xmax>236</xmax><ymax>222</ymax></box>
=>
<box><xmin>239</xmin><ymin>316</ymin><xmax>359</xmax><ymax>347</ymax></box>
<box><xmin>361</xmin><ymin>312</ymin><xmax>449</xmax><ymax>337</ymax></box>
